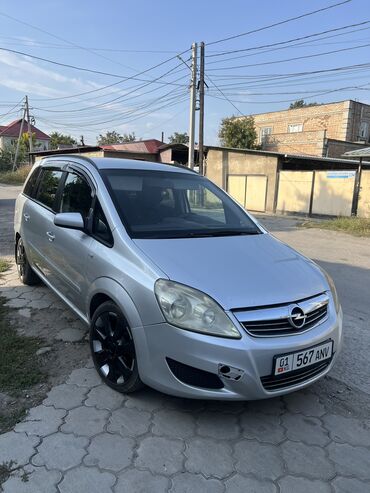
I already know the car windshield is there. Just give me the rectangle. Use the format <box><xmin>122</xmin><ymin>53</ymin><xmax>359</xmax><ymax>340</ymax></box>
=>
<box><xmin>102</xmin><ymin>169</ymin><xmax>261</xmax><ymax>239</ymax></box>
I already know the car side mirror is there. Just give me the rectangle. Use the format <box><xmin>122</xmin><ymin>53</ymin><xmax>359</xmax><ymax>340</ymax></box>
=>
<box><xmin>54</xmin><ymin>212</ymin><xmax>85</xmax><ymax>231</ymax></box>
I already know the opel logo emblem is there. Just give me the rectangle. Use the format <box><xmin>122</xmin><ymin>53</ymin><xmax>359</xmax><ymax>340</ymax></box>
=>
<box><xmin>289</xmin><ymin>306</ymin><xmax>307</xmax><ymax>329</ymax></box>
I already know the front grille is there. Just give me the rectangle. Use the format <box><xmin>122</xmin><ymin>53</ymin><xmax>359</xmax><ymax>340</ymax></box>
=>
<box><xmin>261</xmin><ymin>359</ymin><xmax>331</xmax><ymax>391</ymax></box>
<box><xmin>235</xmin><ymin>293</ymin><xmax>329</xmax><ymax>337</ymax></box>
<box><xmin>166</xmin><ymin>358</ymin><xmax>224</xmax><ymax>390</ymax></box>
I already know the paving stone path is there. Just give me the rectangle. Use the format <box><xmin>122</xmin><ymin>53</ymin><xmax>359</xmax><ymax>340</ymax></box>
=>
<box><xmin>1</xmin><ymin>265</ymin><xmax>370</xmax><ymax>492</ymax></box>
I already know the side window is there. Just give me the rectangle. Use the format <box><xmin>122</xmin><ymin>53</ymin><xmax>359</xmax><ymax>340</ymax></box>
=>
<box><xmin>35</xmin><ymin>169</ymin><xmax>63</xmax><ymax>210</ymax></box>
<box><xmin>23</xmin><ymin>167</ymin><xmax>41</xmax><ymax>198</ymax></box>
<box><xmin>60</xmin><ymin>172</ymin><xmax>92</xmax><ymax>220</ymax></box>
<box><xmin>92</xmin><ymin>201</ymin><xmax>113</xmax><ymax>246</ymax></box>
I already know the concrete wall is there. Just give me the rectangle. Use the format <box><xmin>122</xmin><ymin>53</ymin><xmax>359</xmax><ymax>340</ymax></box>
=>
<box><xmin>326</xmin><ymin>139</ymin><xmax>370</xmax><ymax>159</ymax></box>
<box><xmin>277</xmin><ymin>171</ymin><xmax>313</xmax><ymax>214</ymax></box>
<box><xmin>1</xmin><ymin>136</ymin><xmax>49</xmax><ymax>151</ymax></box>
<box><xmin>312</xmin><ymin>171</ymin><xmax>356</xmax><ymax>217</ymax></box>
<box><xmin>205</xmin><ymin>148</ymin><xmax>279</xmax><ymax>212</ymax></box>
<box><xmin>358</xmin><ymin>170</ymin><xmax>370</xmax><ymax>218</ymax></box>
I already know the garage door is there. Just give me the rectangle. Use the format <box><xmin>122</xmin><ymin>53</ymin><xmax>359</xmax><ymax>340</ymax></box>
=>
<box><xmin>277</xmin><ymin>171</ymin><xmax>313</xmax><ymax>214</ymax></box>
<box><xmin>228</xmin><ymin>175</ymin><xmax>246</xmax><ymax>206</ymax></box>
<box><xmin>312</xmin><ymin>171</ymin><xmax>355</xmax><ymax>217</ymax></box>
<box><xmin>245</xmin><ymin>175</ymin><xmax>267</xmax><ymax>212</ymax></box>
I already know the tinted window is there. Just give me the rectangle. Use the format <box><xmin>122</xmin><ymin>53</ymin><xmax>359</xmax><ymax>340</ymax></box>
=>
<box><xmin>60</xmin><ymin>172</ymin><xmax>92</xmax><ymax>219</ymax></box>
<box><xmin>92</xmin><ymin>201</ymin><xmax>113</xmax><ymax>246</ymax></box>
<box><xmin>36</xmin><ymin>169</ymin><xmax>63</xmax><ymax>210</ymax></box>
<box><xmin>24</xmin><ymin>167</ymin><xmax>41</xmax><ymax>198</ymax></box>
<box><xmin>102</xmin><ymin>169</ymin><xmax>260</xmax><ymax>239</ymax></box>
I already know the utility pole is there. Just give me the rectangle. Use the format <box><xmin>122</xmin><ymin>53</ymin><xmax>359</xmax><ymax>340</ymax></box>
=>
<box><xmin>25</xmin><ymin>95</ymin><xmax>33</xmax><ymax>165</ymax></box>
<box><xmin>12</xmin><ymin>102</ymin><xmax>26</xmax><ymax>172</ymax></box>
<box><xmin>198</xmin><ymin>42</ymin><xmax>205</xmax><ymax>175</ymax></box>
<box><xmin>188</xmin><ymin>42</ymin><xmax>197</xmax><ymax>169</ymax></box>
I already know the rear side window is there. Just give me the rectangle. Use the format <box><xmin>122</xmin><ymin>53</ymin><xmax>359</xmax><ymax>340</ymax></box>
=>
<box><xmin>60</xmin><ymin>172</ymin><xmax>92</xmax><ymax>220</ymax></box>
<box><xmin>23</xmin><ymin>167</ymin><xmax>41</xmax><ymax>198</ymax></box>
<box><xmin>35</xmin><ymin>169</ymin><xmax>63</xmax><ymax>210</ymax></box>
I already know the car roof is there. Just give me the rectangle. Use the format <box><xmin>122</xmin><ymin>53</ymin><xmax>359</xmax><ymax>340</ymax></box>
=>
<box><xmin>40</xmin><ymin>155</ymin><xmax>196</xmax><ymax>175</ymax></box>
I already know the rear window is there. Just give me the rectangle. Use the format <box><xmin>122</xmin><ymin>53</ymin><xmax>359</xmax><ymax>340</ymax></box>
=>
<box><xmin>23</xmin><ymin>167</ymin><xmax>41</xmax><ymax>198</ymax></box>
<box><xmin>35</xmin><ymin>169</ymin><xmax>63</xmax><ymax>211</ymax></box>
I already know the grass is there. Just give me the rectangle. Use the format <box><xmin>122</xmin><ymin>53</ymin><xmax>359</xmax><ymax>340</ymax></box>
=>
<box><xmin>302</xmin><ymin>216</ymin><xmax>370</xmax><ymax>237</ymax></box>
<box><xmin>0</xmin><ymin>300</ymin><xmax>44</xmax><ymax>395</ymax></box>
<box><xmin>0</xmin><ymin>259</ymin><xmax>10</xmax><ymax>274</ymax></box>
<box><xmin>0</xmin><ymin>165</ymin><xmax>32</xmax><ymax>185</ymax></box>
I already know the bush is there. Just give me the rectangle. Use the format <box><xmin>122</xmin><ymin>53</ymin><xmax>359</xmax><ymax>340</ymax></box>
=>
<box><xmin>0</xmin><ymin>165</ymin><xmax>32</xmax><ymax>185</ymax></box>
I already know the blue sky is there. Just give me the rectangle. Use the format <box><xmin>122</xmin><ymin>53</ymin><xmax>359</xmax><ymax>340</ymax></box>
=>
<box><xmin>0</xmin><ymin>0</ymin><xmax>369</xmax><ymax>144</ymax></box>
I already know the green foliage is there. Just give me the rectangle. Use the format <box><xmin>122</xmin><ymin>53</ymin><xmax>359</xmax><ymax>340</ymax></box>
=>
<box><xmin>97</xmin><ymin>131</ymin><xmax>136</xmax><ymax>145</ymax></box>
<box><xmin>289</xmin><ymin>99</ymin><xmax>319</xmax><ymax>109</ymax></box>
<box><xmin>168</xmin><ymin>132</ymin><xmax>189</xmax><ymax>144</ymax></box>
<box><xmin>0</xmin><ymin>165</ymin><xmax>32</xmax><ymax>184</ymax></box>
<box><xmin>20</xmin><ymin>132</ymin><xmax>36</xmax><ymax>152</ymax></box>
<box><xmin>218</xmin><ymin>116</ymin><xmax>258</xmax><ymax>149</ymax></box>
<box><xmin>49</xmin><ymin>131</ymin><xmax>77</xmax><ymax>150</ymax></box>
<box><xmin>302</xmin><ymin>217</ymin><xmax>370</xmax><ymax>237</ymax></box>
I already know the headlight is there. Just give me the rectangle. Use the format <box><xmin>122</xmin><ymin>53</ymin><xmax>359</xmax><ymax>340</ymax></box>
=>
<box><xmin>320</xmin><ymin>268</ymin><xmax>340</xmax><ymax>313</ymax></box>
<box><xmin>154</xmin><ymin>279</ymin><xmax>241</xmax><ymax>339</ymax></box>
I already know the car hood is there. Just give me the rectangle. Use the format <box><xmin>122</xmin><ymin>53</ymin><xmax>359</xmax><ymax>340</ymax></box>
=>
<box><xmin>134</xmin><ymin>233</ymin><xmax>328</xmax><ymax>310</ymax></box>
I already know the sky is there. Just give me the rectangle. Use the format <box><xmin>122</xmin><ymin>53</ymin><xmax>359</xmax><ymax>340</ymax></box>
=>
<box><xmin>0</xmin><ymin>0</ymin><xmax>369</xmax><ymax>146</ymax></box>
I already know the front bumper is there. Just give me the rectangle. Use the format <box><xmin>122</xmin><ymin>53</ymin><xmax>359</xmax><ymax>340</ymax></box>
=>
<box><xmin>133</xmin><ymin>301</ymin><xmax>343</xmax><ymax>400</ymax></box>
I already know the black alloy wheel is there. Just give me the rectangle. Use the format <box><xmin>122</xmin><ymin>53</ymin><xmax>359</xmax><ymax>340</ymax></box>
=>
<box><xmin>15</xmin><ymin>237</ymin><xmax>39</xmax><ymax>285</ymax></box>
<box><xmin>90</xmin><ymin>301</ymin><xmax>143</xmax><ymax>393</ymax></box>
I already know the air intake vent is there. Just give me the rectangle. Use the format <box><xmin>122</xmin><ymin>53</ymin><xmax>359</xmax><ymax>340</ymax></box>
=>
<box><xmin>166</xmin><ymin>358</ymin><xmax>224</xmax><ymax>389</ymax></box>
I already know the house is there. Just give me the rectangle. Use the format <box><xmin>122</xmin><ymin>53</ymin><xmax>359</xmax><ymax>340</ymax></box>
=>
<box><xmin>0</xmin><ymin>119</ymin><xmax>50</xmax><ymax>151</ymax></box>
<box><xmin>250</xmin><ymin>100</ymin><xmax>370</xmax><ymax>158</ymax></box>
<box><xmin>31</xmin><ymin>139</ymin><xmax>195</xmax><ymax>165</ymax></box>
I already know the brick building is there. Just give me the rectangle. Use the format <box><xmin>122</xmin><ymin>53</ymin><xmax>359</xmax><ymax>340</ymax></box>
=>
<box><xmin>251</xmin><ymin>100</ymin><xmax>370</xmax><ymax>158</ymax></box>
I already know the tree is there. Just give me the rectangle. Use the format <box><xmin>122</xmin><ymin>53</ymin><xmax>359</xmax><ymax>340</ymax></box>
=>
<box><xmin>20</xmin><ymin>132</ymin><xmax>37</xmax><ymax>152</ymax></box>
<box><xmin>289</xmin><ymin>99</ymin><xmax>319</xmax><ymax>109</ymax></box>
<box><xmin>218</xmin><ymin>116</ymin><xmax>257</xmax><ymax>149</ymax></box>
<box><xmin>96</xmin><ymin>131</ymin><xmax>136</xmax><ymax>145</ymax></box>
<box><xmin>50</xmin><ymin>132</ymin><xmax>77</xmax><ymax>150</ymax></box>
<box><xmin>168</xmin><ymin>132</ymin><xmax>189</xmax><ymax>144</ymax></box>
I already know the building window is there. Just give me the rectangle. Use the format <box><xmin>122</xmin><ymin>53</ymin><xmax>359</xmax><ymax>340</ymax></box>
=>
<box><xmin>359</xmin><ymin>121</ymin><xmax>369</xmax><ymax>141</ymax></box>
<box><xmin>288</xmin><ymin>123</ymin><xmax>303</xmax><ymax>133</ymax></box>
<box><xmin>260</xmin><ymin>127</ymin><xmax>272</xmax><ymax>142</ymax></box>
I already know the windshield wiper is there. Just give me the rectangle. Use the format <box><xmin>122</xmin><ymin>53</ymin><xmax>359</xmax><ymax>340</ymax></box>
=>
<box><xmin>182</xmin><ymin>230</ymin><xmax>260</xmax><ymax>238</ymax></box>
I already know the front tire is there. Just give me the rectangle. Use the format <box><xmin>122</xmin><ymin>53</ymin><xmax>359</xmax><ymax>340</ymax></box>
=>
<box><xmin>15</xmin><ymin>237</ymin><xmax>40</xmax><ymax>285</ymax></box>
<box><xmin>89</xmin><ymin>301</ymin><xmax>143</xmax><ymax>393</ymax></box>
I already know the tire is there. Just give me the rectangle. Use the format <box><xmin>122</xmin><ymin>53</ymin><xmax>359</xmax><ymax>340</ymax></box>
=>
<box><xmin>89</xmin><ymin>301</ymin><xmax>144</xmax><ymax>393</ymax></box>
<box><xmin>15</xmin><ymin>237</ymin><xmax>40</xmax><ymax>286</ymax></box>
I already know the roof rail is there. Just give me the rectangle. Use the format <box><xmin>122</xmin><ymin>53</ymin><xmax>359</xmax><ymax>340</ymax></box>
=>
<box><xmin>40</xmin><ymin>154</ymin><xmax>98</xmax><ymax>170</ymax></box>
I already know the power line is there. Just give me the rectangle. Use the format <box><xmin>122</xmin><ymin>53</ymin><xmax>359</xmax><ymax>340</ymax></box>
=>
<box><xmin>207</xmin><ymin>0</ymin><xmax>352</xmax><ymax>46</ymax></box>
<box><xmin>205</xmin><ymin>75</ymin><xmax>244</xmax><ymax>115</ymax></box>
<box><xmin>0</xmin><ymin>97</ymin><xmax>24</xmax><ymax>121</ymax></box>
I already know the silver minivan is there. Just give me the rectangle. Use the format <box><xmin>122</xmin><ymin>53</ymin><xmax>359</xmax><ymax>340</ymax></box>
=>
<box><xmin>14</xmin><ymin>156</ymin><xmax>343</xmax><ymax>400</ymax></box>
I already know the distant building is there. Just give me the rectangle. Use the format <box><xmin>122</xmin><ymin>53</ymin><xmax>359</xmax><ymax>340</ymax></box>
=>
<box><xmin>0</xmin><ymin>119</ymin><xmax>50</xmax><ymax>151</ymax></box>
<box><xmin>250</xmin><ymin>100</ymin><xmax>370</xmax><ymax>158</ymax></box>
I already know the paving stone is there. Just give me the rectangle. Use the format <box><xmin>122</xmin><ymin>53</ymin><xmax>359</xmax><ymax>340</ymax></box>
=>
<box><xmin>278</xmin><ymin>476</ymin><xmax>332</xmax><ymax>493</ymax></box>
<box><xmin>203</xmin><ymin>400</ymin><xmax>246</xmax><ymax>414</ymax></box>
<box><xmin>4</xmin><ymin>298</ymin><xmax>29</xmax><ymax>308</ymax></box>
<box><xmin>32</xmin><ymin>433</ymin><xmax>88</xmax><ymax>470</ymax></box>
<box><xmin>185</xmin><ymin>438</ymin><xmax>234</xmax><ymax>479</ymax></box>
<box><xmin>61</xmin><ymin>406</ymin><xmax>108</xmax><ymax>436</ymax></box>
<box><xmin>225</xmin><ymin>474</ymin><xmax>277</xmax><ymax>493</ymax></box>
<box><xmin>43</xmin><ymin>383</ymin><xmax>87</xmax><ymax>410</ymax></box>
<box><xmin>15</xmin><ymin>405</ymin><xmax>66</xmax><ymax>437</ymax></box>
<box><xmin>281</xmin><ymin>441</ymin><xmax>335</xmax><ymax>480</ymax></box>
<box><xmin>84</xmin><ymin>433</ymin><xmax>135</xmax><ymax>471</ymax></box>
<box><xmin>115</xmin><ymin>469</ymin><xmax>169</xmax><ymax>493</ymax></box>
<box><xmin>322</xmin><ymin>414</ymin><xmax>370</xmax><ymax>446</ymax></box>
<box><xmin>284</xmin><ymin>391</ymin><xmax>326</xmax><ymax>417</ymax></box>
<box><xmin>170</xmin><ymin>472</ymin><xmax>224</xmax><ymax>492</ymax></box>
<box><xmin>332</xmin><ymin>476</ymin><xmax>370</xmax><ymax>492</ymax></box>
<box><xmin>327</xmin><ymin>442</ymin><xmax>370</xmax><ymax>480</ymax></box>
<box><xmin>2</xmin><ymin>466</ymin><xmax>61</xmax><ymax>493</ymax></box>
<box><xmin>244</xmin><ymin>398</ymin><xmax>284</xmax><ymax>415</ymax></box>
<box><xmin>108</xmin><ymin>407</ymin><xmax>151</xmax><ymax>437</ymax></box>
<box><xmin>18</xmin><ymin>308</ymin><xmax>32</xmax><ymax>318</ymax></box>
<box><xmin>135</xmin><ymin>436</ymin><xmax>184</xmax><ymax>476</ymax></box>
<box><xmin>36</xmin><ymin>346</ymin><xmax>52</xmax><ymax>356</ymax></box>
<box><xmin>125</xmin><ymin>388</ymin><xmax>165</xmax><ymax>411</ymax></box>
<box><xmin>58</xmin><ymin>466</ymin><xmax>116</xmax><ymax>493</ymax></box>
<box><xmin>66</xmin><ymin>367</ymin><xmax>102</xmax><ymax>387</ymax></box>
<box><xmin>85</xmin><ymin>385</ymin><xmax>125</xmax><ymax>410</ymax></box>
<box><xmin>152</xmin><ymin>409</ymin><xmax>196</xmax><ymax>438</ymax></box>
<box><xmin>18</xmin><ymin>290</ymin><xmax>46</xmax><ymax>301</ymax></box>
<box><xmin>197</xmin><ymin>412</ymin><xmax>239</xmax><ymax>439</ymax></box>
<box><xmin>234</xmin><ymin>440</ymin><xmax>284</xmax><ymax>480</ymax></box>
<box><xmin>281</xmin><ymin>413</ymin><xmax>330</xmax><ymax>446</ymax></box>
<box><xmin>240</xmin><ymin>412</ymin><xmax>285</xmax><ymax>444</ymax></box>
<box><xmin>56</xmin><ymin>327</ymin><xmax>85</xmax><ymax>342</ymax></box>
<box><xmin>0</xmin><ymin>432</ymin><xmax>39</xmax><ymax>467</ymax></box>
<box><xmin>27</xmin><ymin>298</ymin><xmax>53</xmax><ymax>309</ymax></box>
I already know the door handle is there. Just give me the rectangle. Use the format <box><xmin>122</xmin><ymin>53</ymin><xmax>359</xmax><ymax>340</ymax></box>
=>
<box><xmin>23</xmin><ymin>213</ymin><xmax>30</xmax><ymax>222</ymax></box>
<box><xmin>46</xmin><ymin>231</ymin><xmax>55</xmax><ymax>242</ymax></box>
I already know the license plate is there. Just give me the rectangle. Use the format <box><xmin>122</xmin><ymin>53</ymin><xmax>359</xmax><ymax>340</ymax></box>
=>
<box><xmin>274</xmin><ymin>340</ymin><xmax>333</xmax><ymax>376</ymax></box>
